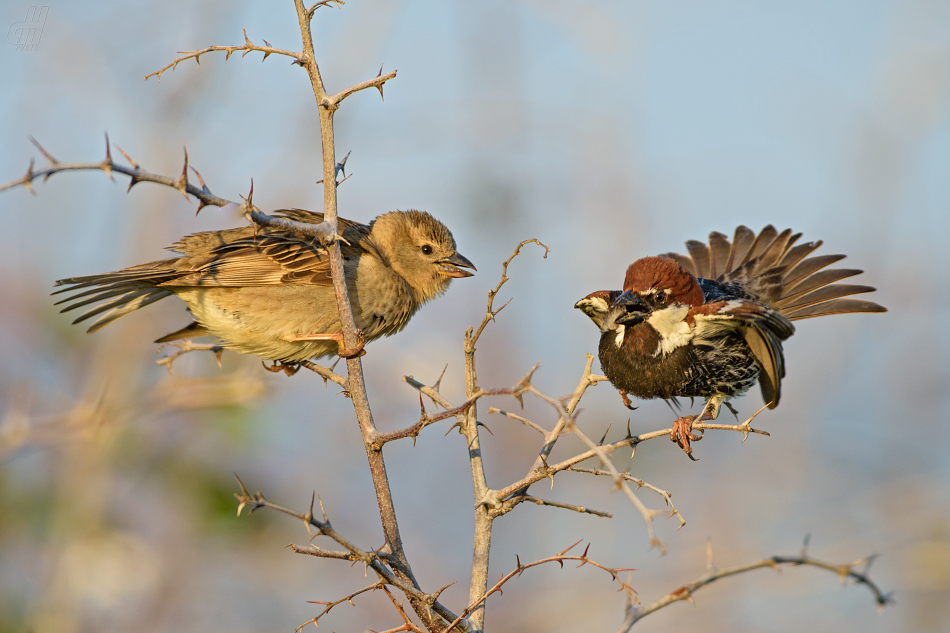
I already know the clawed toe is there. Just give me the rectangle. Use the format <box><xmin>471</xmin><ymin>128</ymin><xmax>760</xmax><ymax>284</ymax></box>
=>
<box><xmin>263</xmin><ymin>360</ymin><xmax>300</xmax><ymax>376</ymax></box>
<box><xmin>337</xmin><ymin>332</ymin><xmax>366</xmax><ymax>359</ymax></box>
<box><xmin>670</xmin><ymin>415</ymin><xmax>703</xmax><ymax>461</ymax></box>
<box><xmin>619</xmin><ymin>390</ymin><xmax>639</xmax><ymax>410</ymax></box>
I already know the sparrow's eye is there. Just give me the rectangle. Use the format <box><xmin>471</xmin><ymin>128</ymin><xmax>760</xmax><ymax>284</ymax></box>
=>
<box><xmin>421</xmin><ymin>245</ymin><xmax>433</xmax><ymax>255</ymax></box>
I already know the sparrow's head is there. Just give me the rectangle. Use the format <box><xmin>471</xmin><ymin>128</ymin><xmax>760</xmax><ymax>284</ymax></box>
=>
<box><xmin>621</xmin><ymin>256</ymin><xmax>704</xmax><ymax>308</ymax></box>
<box><xmin>371</xmin><ymin>210</ymin><xmax>476</xmax><ymax>303</ymax></box>
<box><xmin>574</xmin><ymin>290</ymin><xmax>621</xmax><ymax>330</ymax></box>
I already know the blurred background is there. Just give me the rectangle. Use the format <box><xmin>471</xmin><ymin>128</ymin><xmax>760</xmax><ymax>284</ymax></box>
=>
<box><xmin>1</xmin><ymin>1</ymin><xmax>948</xmax><ymax>631</ymax></box>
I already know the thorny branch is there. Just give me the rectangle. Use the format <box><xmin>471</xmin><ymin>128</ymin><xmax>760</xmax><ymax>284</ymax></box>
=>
<box><xmin>232</xmin><ymin>477</ymin><xmax>461</xmax><ymax>629</ymax></box>
<box><xmin>616</xmin><ymin>537</ymin><xmax>892</xmax><ymax>631</ymax></box>
<box><xmin>402</xmin><ymin>356</ymin><xmax>771</xmax><ymax>554</ymax></box>
<box><xmin>0</xmin><ymin>136</ymin><xmax>347</xmax><ymax>249</ymax></box>
<box><xmin>442</xmin><ymin>540</ymin><xmax>636</xmax><ymax>633</ymax></box>
<box><xmin>3</xmin><ymin>1</ymin><xmax>894</xmax><ymax>630</ymax></box>
<box><xmin>145</xmin><ymin>28</ymin><xmax>302</xmax><ymax>83</ymax></box>
<box><xmin>300</xmin><ymin>581</ymin><xmax>386</xmax><ymax>631</ymax></box>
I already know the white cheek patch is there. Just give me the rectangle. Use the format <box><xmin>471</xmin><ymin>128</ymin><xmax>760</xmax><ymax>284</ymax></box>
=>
<box><xmin>647</xmin><ymin>304</ymin><xmax>692</xmax><ymax>355</ymax></box>
<box><xmin>614</xmin><ymin>324</ymin><xmax>625</xmax><ymax>347</ymax></box>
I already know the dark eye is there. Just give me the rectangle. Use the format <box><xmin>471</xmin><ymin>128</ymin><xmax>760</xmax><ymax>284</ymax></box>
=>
<box><xmin>421</xmin><ymin>245</ymin><xmax>433</xmax><ymax>255</ymax></box>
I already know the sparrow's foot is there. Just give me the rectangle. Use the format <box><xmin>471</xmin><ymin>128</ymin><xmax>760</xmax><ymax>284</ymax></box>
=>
<box><xmin>157</xmin><ymin>341</ymin><xmax>224</xmax><ymax>374</ymax></box>
<box><xmin>280</xmin><ymin>331</ymin><xmax>366</xmax><ymax>359</ymax></box>
<box><xmin>262</xmin><ymin>360</ymin><xmax>300</xmax><ymax>376</ymax></box>
<box><xmin>337</xmin><ymin>332</ymin><xmax>366</xmax><ymax>359</ymax></box>
<box><xmin>670</xmin><ymin>415</ymin><xmax>704</xmax><ymax>461</ymax></box>
<box><xmin>619</xmin><ymin>390</ymin><xmax>639</xmax><ymax>410</ymax></box>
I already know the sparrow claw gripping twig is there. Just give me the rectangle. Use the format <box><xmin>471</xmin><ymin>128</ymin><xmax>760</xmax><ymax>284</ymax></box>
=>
<box><xmin>263</xmin><ymin>360</ymin><xmax>301</xmax><ymax>376</ymax></box>
<box><xmin>670</xmin><ymin>414</ymin><xmax>705</xmax><ymax>461</ymax></box>
<box><xmin>337</xmin><ymin>332</ymin><xmax>366</xmax><ymax>359</ymax></box>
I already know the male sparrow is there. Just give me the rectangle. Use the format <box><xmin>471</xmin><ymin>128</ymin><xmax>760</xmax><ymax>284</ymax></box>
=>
<box><xmin>575</xmin><ymin>225</ymin><xmax>885</xmax><ymax>458</ymax></box>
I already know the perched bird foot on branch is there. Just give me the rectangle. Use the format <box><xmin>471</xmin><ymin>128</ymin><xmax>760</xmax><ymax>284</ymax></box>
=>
<box><xmin>281</xmin><ymin>330</ymin><xmax>366</xmax><ymax>358</ymax></box>
<box><xmin>670</xmin><ymin>413</ymin><xmax>706</xmax><ymax>461</ymax></box>
<box><xmin>262</xmin><ymin>360</ymin><xmax>300</xmax><ymax>376</ymax></box>
<box><xmin>338</xmin><ymin>333</ymin><xmax>366</xmax><ymax>359</ymax></box>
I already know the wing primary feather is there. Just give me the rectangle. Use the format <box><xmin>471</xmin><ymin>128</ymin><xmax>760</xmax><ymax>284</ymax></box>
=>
<box><xmin>784</xmin><ymin>298</ymin><xmax>887</xmax><ymax>321</ymax></box>
<box><xmin>778</xmin><ymin>284</ymin><xmax>877</xmax><ymax>311</ymax></box>
<box><xmin>708</xmin><ymin>232</ymin><xmax>731</xmax><ymax>279</ymax></box>
<box><xmin>685</xmin><ymin>240</ymin><xmax>712</xmax><ymax>279</ymax></box>
<box><xmin>726</xmin><ymin>225</ymin><xmax>756</xmax><ymax>274</ymax></box>
<box><xmin>783</xmin><ymin>254</ymin><xmax>848</xmax><ymax>289</ymax></box>
<box><xmin>745</xmin><ymin>225</ymin><xmax>778</xmax><ymax>265</ymax></box>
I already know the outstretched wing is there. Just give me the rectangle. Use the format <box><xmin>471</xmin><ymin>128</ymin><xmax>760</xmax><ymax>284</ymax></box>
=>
<box><xmin>663</xmin><ymin>225</ymin><xmax>887</xmax><ymax>321</ymax></box>
<box><xmin>690</xmin><ymin>299</ymin><xmax>795</xmax><ymax>408</ymax></box>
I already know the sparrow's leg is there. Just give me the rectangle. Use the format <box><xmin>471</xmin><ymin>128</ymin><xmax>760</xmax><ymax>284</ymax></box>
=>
<box><xmin>262</xmin><ymin>361</ymin><xmax>300</xmax><ymax>376</ymax></box>
<box><xmin>670</xmin><ymin>415</ymin><xmax>704</xmax><ymax>461</ymax></box>
<box><xmin>156</xmin><ymin>341</ymin><xmax>224</xmax><ymax>374</ymax></box>
<box><xmin>280</xmin><ymin>331</ymin><xmax>367</xmax><ymax>358</ymax></box>
<box><xmin>619</xmin><ymin>390</ymin><xmax>639</xmax><ymax>410</ymax></box>
<box><xmin>670</xmin><ymin>396</ymin><xmax>723</xmax><ymax>460</ymax></box>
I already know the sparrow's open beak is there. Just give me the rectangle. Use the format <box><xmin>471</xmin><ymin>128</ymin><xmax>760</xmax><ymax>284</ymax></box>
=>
<box><xmin>613</xmin><ymin>290</ymin><xmax>648</xmax><ymax>310</ymax></box>
<box><xmin>438</xmin><ymin>252</ymin><xmax>477</xmax><ymax>278</ymax></box>
<box><xmin>612</xmin><ymin>290</ymin><xmax>649</xmax><ymax>325</ymax></box>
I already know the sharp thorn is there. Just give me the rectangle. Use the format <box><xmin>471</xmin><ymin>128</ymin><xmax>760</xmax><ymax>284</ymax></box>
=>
<box><xmin>30</xmin><ymin>136</ymin><xmax>58</xmax><ymax>165</ymax></box>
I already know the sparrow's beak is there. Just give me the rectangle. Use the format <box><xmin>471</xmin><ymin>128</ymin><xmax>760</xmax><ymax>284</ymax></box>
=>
<box><xmin>438</xmin><ymin>252</ymin><xmax>477</xmax><ymax>278</ymax></box>
<box><xmin>612</xmin><ymin>290</ymin><xmax>649</xmax><ymax>325</ymax></box>
<box><xmin>613</xmin><ymin>290</ymin><xmax>648</xmax><ymax>310</ymax></box>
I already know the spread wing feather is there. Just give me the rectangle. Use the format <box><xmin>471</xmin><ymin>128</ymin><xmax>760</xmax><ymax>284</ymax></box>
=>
<box><xmin>690</xmin><ymin>299</ymin><xmax>795</xmax><ymax>407</ymax></box>
<box><xmin>662</xmin><ymin>225</ymin><xmax>886</xmax><ymax>321</ymax></box>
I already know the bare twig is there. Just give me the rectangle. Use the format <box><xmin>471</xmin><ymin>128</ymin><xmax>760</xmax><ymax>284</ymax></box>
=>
<box><xmin>145</xmin><ymin>28</ymin><xmax>302</xmax><ymax>82</ymax></box>
<box><xmin>567</xmin><ymin>467</ymin><xmax>683</xmax><ymax>529</ymax></box>
<box><xmin>298</xmin><ymin>360</ymin><xmax>348</xmax><ymax>388</ymax></box>
<box><xmin>233</xmin><ymin>476</ymin><xmax>461</xmax><ymax>628</ymax></box>
<box><xmin>296</xmin><ymin>581</ymin><xmax>385</xmax><ymax>632</ymax></box>
<box><xmin>486</xmin><ymin>407</ymin><xmax>548</xmax><ymax>436</ymax></box>
<box><xmin>444</xmin><ymin>540</ymin><xmax>636</xmax><ymax>633</ymax></box>
<box><xmin>400</xmin><ymin>350</ymin><xmax>767</xmax><ymax>553</ymax></box>
<box><xmin>521</xmin><ymin>495</ymin><xmax>612</xmax><ymax>518</ymax></box>
<box><xmin>462</xmin><ymin>239</ymin><xmax>547</xmax><ymax>630</ymax></box>
<box><xmin>617</xmin><ymin>542</ymin><xmax>892</xmax><ymax>630</ymax></box>
<box><xmin>0</xmin><ymin>137</ymin><xmax>232</xmax><ymax>206</ymax></box>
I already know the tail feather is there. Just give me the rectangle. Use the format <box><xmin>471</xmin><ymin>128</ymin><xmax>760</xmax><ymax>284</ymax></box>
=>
<box><xmin>53</xmin><ymin>281</ymin><xmax>145</xmax><ymax>305</ymax></box>
<box><xmin>784</xmin><ymin>298</ymin><xmax>888</xmax><ymax>320</ymax></box>
<box><xmin>82</xmin><ymin>290</ymin><xmax>174</xmax><ymax>333</ymax></box>
<box><xmin>780</xmin><ymin>268</ymin><xmax>863</xmax><ymax>301</ymax></box>
<box><xmin>783</xmin><ymin>254</ymin><xmax>847</xmax><ymax>289</ymax></box>
<box><xmin>708</xmin><ymin>231</ymin><xmax>731</xmax><ymax>279</ymax></box>
<box><xmin>744</xmin><ymin>225</ymin><xmax>778</xmax><ymax>263</ymax></box>
<box><xmin>57</xmin><ymin>284</ymin><xmax>151</xmax><ymax>313</ymax></box>
<box><xmin>663</xmin><ymin>225</ymin><xmax>887</xmax><ymax>320</ymax></box>
<box><xmin>725</xmin><ymin>225</ymin><xmax>756</xmax><ymax>274</ymax></box>
<box><xmin>685</xmin><ymin>240</ymin><xmax>711</xmax><ymax>279</ymax></box>
<box><xmin>70</xmin><ymin>288</ymin><xmax>168</xmax><ymax>325</ymax></box>
<box><xmin>54</xmin><ymin>259</ymin><xmax>180</xmax><ymax>332</ymax></box>
<box><xmin>778</xmin><ymin>284</ymin><xmax>877</xmax><ymax>312</ymax></box>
